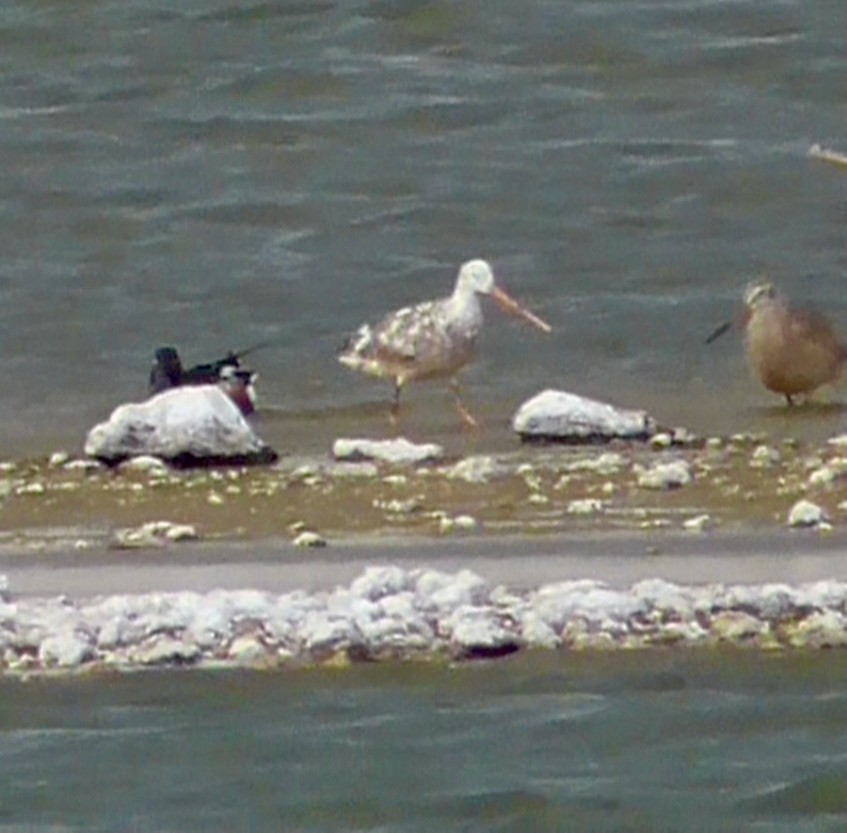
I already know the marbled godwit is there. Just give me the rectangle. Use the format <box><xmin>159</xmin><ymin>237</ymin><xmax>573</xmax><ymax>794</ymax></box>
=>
<box><xmin>338</xmin><ymin>258</ymin><xmax>551</xmax><ymax>426</ymax></box>
<box><xmin>706</xmin><ymin>281</ymin><xmax>847</xmax><ymax>405</ymax></box>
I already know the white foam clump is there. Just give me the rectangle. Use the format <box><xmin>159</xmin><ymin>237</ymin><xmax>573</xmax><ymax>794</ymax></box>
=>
<box><xmin>5</xmin><ymin>567</ymin><xmax>847</xmax><ymax>673</ymax></box>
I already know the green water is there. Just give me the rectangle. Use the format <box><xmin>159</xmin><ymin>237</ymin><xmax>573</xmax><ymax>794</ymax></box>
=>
<box><xmin>1</xmin><ymin>0</ymin><xmax>845</xmax><ymax>455</ymax></box>
<box><xmin>2</xmin><ymin>650</ymin><xmax>847</xmax><ymax>832</ymax></box>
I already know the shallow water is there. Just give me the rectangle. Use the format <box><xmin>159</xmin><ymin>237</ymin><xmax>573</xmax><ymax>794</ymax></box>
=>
<box><xmin>0</xmin><ymin>0</ymin><xmax>846</xmax><ymax>456</ymax></box>
<box><xmin>1</xmin><ymin>651</ymin><xmax>847</xmax><ymax>832</ymax></box>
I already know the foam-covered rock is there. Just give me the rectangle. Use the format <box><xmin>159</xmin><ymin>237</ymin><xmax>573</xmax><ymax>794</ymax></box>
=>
<box><xmin>513</xmin><ymin>389</ymin><xmax>656</xmax><ymax>443</ymax></box>
<box><xmin>10</xmin><ymin>569</ymin><xmax>847</xmax><ymax>673</ymax></box>
<box><xmin>84</xmin><ymin>386</ymin><xmax>277</xmax><ymax>467</ymax></box>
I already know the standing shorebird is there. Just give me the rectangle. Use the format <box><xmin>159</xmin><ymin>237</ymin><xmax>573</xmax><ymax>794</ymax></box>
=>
<box><xmin>706</xmin><ymin>281</ymin><xmax>847</xmax><ymax>405</ymax></box>
<box><xmin>338</xmin><ymin>258</ymin><xmax>551</xmax><ymax>426</ymax></box>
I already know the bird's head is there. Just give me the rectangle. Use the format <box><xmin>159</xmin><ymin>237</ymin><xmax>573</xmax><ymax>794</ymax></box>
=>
<box><xmin>743</xmin><ymin>280</ymin><xmax>777</xmax><ymax>310</ymax></box>
<box><xmin>454</xmin><ymin>258</ymin><xmax>551</xmax><ymax>333</ymax></box>
<box><xmin>456</xmin><ymin>259</ymin><xmax>496</xmax><ymax>296</ymax></box>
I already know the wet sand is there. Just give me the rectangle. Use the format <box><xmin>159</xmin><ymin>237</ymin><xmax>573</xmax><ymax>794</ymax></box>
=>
<box><xmin>2</xmin><ymin>432</ymin><xmax>847</xmax><ymax>602</ymax></box>
<box><xmin>3</xmin><ymin>528</ymin><xmax>847</xmax><ymax>598</ymax></box>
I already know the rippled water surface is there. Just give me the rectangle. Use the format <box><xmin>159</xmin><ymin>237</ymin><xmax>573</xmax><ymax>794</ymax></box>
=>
<box><xmin>0</xmin><ymin>0</ymin><xmax>845</xmax><ymax>454</ymax></box>
<box><xmin>3</xmin><ymin>651</ymin><xmax>847</xmax><ymax>832</ymax></box>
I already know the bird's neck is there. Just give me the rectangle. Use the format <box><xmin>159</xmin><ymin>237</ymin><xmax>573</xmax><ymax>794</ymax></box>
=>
<box><xmin>447</xmin><ymin>285</ymin><xmax>483</xmax><ymax>323</ymax></box>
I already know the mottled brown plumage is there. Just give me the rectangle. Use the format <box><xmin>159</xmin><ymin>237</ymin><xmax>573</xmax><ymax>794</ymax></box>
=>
<box><xmin>338</xmin><ymin>259</ymin><xmax>551</xmax><ymax>426</ymax></box>
<box><xmin>708</xmin><ymin>281</ymin><xmax>847</xmax><ymax>405</ymax></box>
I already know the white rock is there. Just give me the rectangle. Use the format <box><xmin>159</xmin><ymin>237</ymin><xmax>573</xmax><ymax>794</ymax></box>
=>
<box><xmin>17</xmin><ymin>482</ymin><xmax>45</xmax><ymax>495</ymax></box>
<box><xmin>750</xmin><ymin>444</ymin><xmax>781</xmax><ymax>468</ymax></box>
<box><xmin>564</xmin><ymin>452</ymin><xmax>626</xmax><ymax>475</ymax></box>
<box><xmin>84</xmin><ymin>386</ymin><xmax>277</xmax><ymax>466</ymax></box>
<box><xmin>519</xmin><ymin>610</ymin><xmax>560</xmax><ymax>648</ymax></box>
<box><xmin>301</xmin><ymin>612</ymin><xmax>359</xmax><ymax>654</ymax></box>
<box><xmin>112</xmin><ymin>521</ymin><xmax>198</xmax><ymax>549</ymax></box>
<box><xmin>112</xmin><ymin>526</ymin><xmax>165</xmax><ymax>550</ymax></box>
<box><xmin>717</xmin><ymin>583</ymin><xmax>796</xmax><ymax>620</ymax></box>
<box><xmin>683</xmin><ymin>514</ymin><xmax>712</xmax><ymax>532</ymax></box>
<box><xmin>630</xmin><ymin>578</ymin><xmax>697</xmax><ymax>619</ymax></box>
<box><xmin>332</xmin><ymin>437</ymin><xmax>442</xmax><ymax>465</ymax></box>
<box><xmin>118</xmin><ymin>455</ymin><xmax>169</xmax><ymax>475</ymax></box>
<box><xmin>38</xmin><ymin>632</ymin><xmax>93</xmax><ymax>667</ymax></box>
<box><xmin>324</xmin><ymin>461</ymin><xmax>379</xmax><ymax>479</ymax></box>
<box><xmin>48</xmin><ymin>451</ymin><xmax>70</xmax><ymax>468</ymax></box>
<box><xmin>63</xmin><ymin>458</ymin><xmax>106</xmax><ymax>473</ymax></box>
<box><xmin>362</xmin><ymin>594</ymin><xmax>434</xmax><ymax>652</ymax></box>
<box><xmin>444</xmin><ymin>455</ymin><xmax>499</xmax><ymax>483</ymax></box>
<box><xmin>650</xmin><ymin>432</ymin><xmax>673</xmax><ymax>449</ymax></box>
<box><xmin>567</xmin><ymin>498</ymin><xmax>604</xmax><ymax>515</ymax></box>
<box><xmin>709</xmin><ymin>611</ymin><xmax>768</xmax><ymax>642</ymax></box>
<box><xmin>445</xmin><ymin>605</ymin><xmax>518</xmax><ymax>656</ymax></box>
<box><xmin>131</xmin><ymin>635</ymin><xmax>202</xmax><ymax>666</ymax></box>
<box><xmin>350</xmin><ymin>566</ymin><xmax>414</xmax><ymax>601</ymax></box>
<box><xmin>415</xmin><ymin>569</ymin><xmax>489</xmax><ymax>615</ymax></box>
<box><xmin>439</xmin><ymin>514</ymin><xmax>478</xmax><ymax>533</ymax></box>
<box><xmin>164</xmin><ymin>523</ymin><xmax>199</xmax><ymax>542</ymax></box>
<box><xmin>228</xmin><ymin>634</ymin><xmax>271</xmax><ymax>664</ymax></box>
<box><xmin>795</xmin><ymin>580</ymin><xmax>847</xmax><ymax>610</ymax></box>
<box><xmin>531</xmin><ymin>580</ymin><xmax>646</xmax><ymax>630</ymax></box>
<box><xmin>455</xmin><ymin>514</ymin><xmax>478</xmax><ymax>529</ymax></box>
<box><xmin>672</xmin><ymin>427</ymin><xmax>698</xmax><ymax>446</ymax></box>
<box><xmin>783</xmin><ymin>610</ymin><xmax>847</xmax><ymax>648</ymax></box>
<box><xmin>807</xmin><ymin>458</ymin><xmax>847</xmax><ymax>489</ymax></box>
<box><xmin>512</xmin><ymin>389</ymin><xmax>655</xmax><ymax>443</ymax></box>
<box><xmin>293</xmin><ymin>531</ymin><xmax>327</xmax><ymax>548</ymax></box>
<box><xmin>787</xmin><ymin>499</ymin><xmax>829</xmax><ymax>529</ymax></box>
<box><xmin>637</xmin><ymin>459</ymin><xmax>692</xmax><ymax>490</ymax></box>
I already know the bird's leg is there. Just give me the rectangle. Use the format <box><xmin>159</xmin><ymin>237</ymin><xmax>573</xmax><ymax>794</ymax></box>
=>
<box><xmin>785</xmin><ymin>393</ymin><xmax>795</xmax><ymax>406</ymax></box>
<box><xmin>389</xmin><ymin>381</ymin><xmax>402</xmax><ymax>425</ymax></box>
<box><xmin>448</xmin><ymin>380</ymin><xmax>480</xmax><ymax>429</ymax></box>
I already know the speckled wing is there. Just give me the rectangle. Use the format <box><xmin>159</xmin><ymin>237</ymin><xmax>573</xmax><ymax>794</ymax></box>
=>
<box><xmin>339</xmin><ymin>299</ymin><xmax>468</xmax><ymax>381</ymax></box>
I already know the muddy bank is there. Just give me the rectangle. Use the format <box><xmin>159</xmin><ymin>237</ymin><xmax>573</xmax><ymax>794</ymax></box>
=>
<box><xmin>0</xmin><ymin>432</ymin><xmax>845</xmax><ymax>551</ymax></box>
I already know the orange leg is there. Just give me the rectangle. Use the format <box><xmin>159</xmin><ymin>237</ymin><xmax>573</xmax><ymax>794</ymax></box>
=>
<box><xmin>449</xmin><ymin>380</ymin><xmax>480</xmax><ymax>429</ymax></box>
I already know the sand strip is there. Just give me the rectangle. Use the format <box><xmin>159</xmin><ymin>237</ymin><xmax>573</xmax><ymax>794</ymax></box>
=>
<box><xmin>3</xmin><ymin>529</ymin><xmax>847</xmax><ymax>598</ymax></box>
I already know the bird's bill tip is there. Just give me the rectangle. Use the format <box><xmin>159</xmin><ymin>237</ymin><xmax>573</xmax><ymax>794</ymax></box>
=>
<box><xmin>490</xmin><ymin>286</ymin><xmax>552</xmax><ymax>333</ymax></box>
<box><xmin>705</xmin><ymin>320</ymin><xmax>732</xmax><ymax>345</ymax></box>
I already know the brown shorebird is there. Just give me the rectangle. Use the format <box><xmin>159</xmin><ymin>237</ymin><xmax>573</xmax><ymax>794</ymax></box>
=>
<box><xmin>338</xmin><ymin>258</ymin><xmax>551</xmax><ymax>426</ymax></box>
<box><xmin>706</xmin><ymin>281</ymin><xmax>847</xmax><ymax>405</ymax></box>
